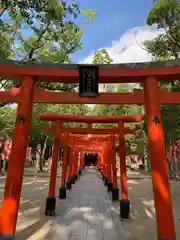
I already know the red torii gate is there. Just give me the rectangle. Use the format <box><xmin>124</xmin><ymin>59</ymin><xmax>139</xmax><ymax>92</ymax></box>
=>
<box><xmin>40</xmin><ymin>114</ymin><xmax>140</xmax><ymax>219</ymax></box>
<box><xmin>0</xmin><ymin>59</ymin><xmax>178</xmax><ymax>240</ymax></box>
<box><xmin>75</xmin><ymin>138</ymin><xmax>117</xmax><ymax>190</ymax></box>
<box><xmin>43</xmin><ymin>131</ymin><xmax>116</xmax><ymax>217</ymax></box>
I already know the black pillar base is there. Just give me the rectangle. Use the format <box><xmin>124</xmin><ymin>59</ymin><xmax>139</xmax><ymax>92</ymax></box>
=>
<box><xmin>74</xmin><ymin>174</ymin><xmax>78</xmax><ymax>181</ymax></box>
<box><xmin>66</xmin><ymin>181</ymin><xmax>72</xmax><ymax>190</ymax></box>
<box><xmin>104</xmin><ymin>178</ymin><xmax>108</xmax><ymax>186</ymax></box>
<box><xmin>71</xmin><ymin>176</ymin><xmax>76</xmax><ymax>184</ymax></box>
<box><xmin>107</xmin><ymin>182</ymin><xmax>113</xmax><ymax>191</ymax></box>
<box><xmin>112</xmin><ymin>188</ymin><xmax>119</xmax><ymax>201</ymax></box>
<box><xmin>44</xmin><ymin>196</ymin><xmax>56</xmax><ymax>216</ymax></box>
<box><xmin>59</xmin><ymin>187</ymin><xmax>66</xmax><ymax>199</ymax></box>
<box><xmin>120</xmin><ymin>199</ymin><xmax>130</xmax><ymax>219</ymax></box>
<box><xmin>78</xmin><ymin>169</ymin><xmax>82</xmax><ymax>175</ymax></box>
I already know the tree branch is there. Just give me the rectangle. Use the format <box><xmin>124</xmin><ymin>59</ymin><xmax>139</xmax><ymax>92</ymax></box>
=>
<box><xmin>164</xmin><ymin>26</ymin><xmax>180</xmax><ymax>50</ymax></box>
<box><xmin>135</xmin><ymin>35</ymin><xmax>149</xmax><ymax>52</ymax></box>
<box><xmin>0</xmin><ymin>8</ymin><xmax>7</xmax><ymax>18</ymax></box>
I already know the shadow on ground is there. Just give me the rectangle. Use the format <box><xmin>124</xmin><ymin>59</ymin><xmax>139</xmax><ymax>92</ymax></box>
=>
<box><xmin>1</xmin><ymin>169</ymin><xmax>180</xmax><ymax>240</ymax></box>
<box><xmin>110</xmin><ymin>178</ymin><xmax>180</xmax><ymax>240</ymax></box>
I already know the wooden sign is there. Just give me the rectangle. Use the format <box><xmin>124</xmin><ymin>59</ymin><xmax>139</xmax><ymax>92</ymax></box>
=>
<box><xmin>79</xmin><ymin>65</ymin><xmax>99</xmax><ymax>97</ymax></box>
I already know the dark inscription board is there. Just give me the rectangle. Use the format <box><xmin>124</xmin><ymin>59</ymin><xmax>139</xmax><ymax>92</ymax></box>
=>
<box><xmin>79</xmin><ymin>65</ymin><xmax>99</xmax><ymax>97</ymax></box>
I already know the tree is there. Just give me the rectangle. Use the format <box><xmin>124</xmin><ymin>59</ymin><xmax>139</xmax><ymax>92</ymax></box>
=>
<box><xmin>0</xmin><ymin>1</ymin><xmax>96</xmax><ymax>100</ymax></box>
<box><xmin>0</xmin><ymin>1</ymin><xmax>96</xmax><ymax>170</ymax></box>
<box><xmin>92</xmin><ymin>49</ymin><xmax>113</xmax><ymax>92</ymax></box>
<box><xmin>92</xmin><ymin>49</ymin><xmax>113</xmax><ymax>64</ymax></box>
<box><xmin>143</xmin><ymin>0</ymin><xmax>180</xmax><ymax>145</ymax></box>
<box><xmin>145</xmin><ymin>0</ymin><xmax>180</xmax><ymax>60</ymax></box>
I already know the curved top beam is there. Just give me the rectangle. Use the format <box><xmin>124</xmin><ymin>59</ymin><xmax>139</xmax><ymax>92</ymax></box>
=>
<box><xmin>40</xmin><ymin>114</ymin><xmax>142</xmax><ymax>123</ymax></box>
<box><xmin>0</xmin><ymin>58</ymin><xmax>180</xmax><ymax>83</ymax></box>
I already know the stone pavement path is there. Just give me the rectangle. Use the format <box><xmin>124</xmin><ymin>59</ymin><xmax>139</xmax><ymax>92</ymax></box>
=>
<box><xmin>45</xmin><ymin>167</ymin><xmax>137</xmax><ymax>240</ymax></box>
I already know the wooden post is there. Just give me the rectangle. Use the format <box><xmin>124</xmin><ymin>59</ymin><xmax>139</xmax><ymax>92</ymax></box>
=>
<box><xmin>59</xmin><ymin>132</ymin><xmax>69</xmax><ymax>199</ymax></box>
<box><xmin>107</xmin><ymin>139</ymin><xmax>113</xmax><ymax>192</ymax></box>
<box><xmin>45</xmin><ymin>137</ymin><xmax>59</xmax><ymax>216</ymax></box>
<box><xmin>144</xmin><ymin>76</ymin><xmax>176</xmax><ymax>240</ymax></box>
<box><xmin>0</xmin><ymin>76</ymin><xmax>35</xmax><ymax>238</ymax></box>
<box><xmin>74</xmin><ymin>150</ymin><xmax>79</xmax><ymax>180</ymax></box>
<box><xmin>101</xmin><ymin>149</ymin><xmax>106</xmax><ymax>179</ymax></box>
<box><xmin>78</xmin><ymin>150</ymin><xmax>84</xmax><ymax>175</ymax></box>
<box><xmin>111</xmin><ymin>134</ymin><xmax>119</xmax><ymax>201</ymax></box>
<box><xmin>97</xmin><ymin>152</ymin><xmax>101</xmax><ymax>170</ymax></box>
<box><xmin>103</xmin><ymin>145</ymin><xmax>109</xmax><ymax>186</ymax></box>
<box><xmin>66</xmin><ymin>140</ymin><xmax>73</xmax><ymax>190</ymax></box>
<box><xmin>99</xmin><ymin>152</ymin><xmax>104</xmax><ymax>174</ymax></box>
<box><xmin>71</xmin><ymin>149</ymin><xmax>78</xmax><ymax>184</ymax></box>
<box><xmin>119</xmin><ymin>121</ymin><xmax>130</xmax><ymax>219</ymax></box>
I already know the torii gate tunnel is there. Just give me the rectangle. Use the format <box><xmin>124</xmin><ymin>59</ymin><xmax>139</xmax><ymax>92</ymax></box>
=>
<box><xmin>40</xmin><ymin>114</ymin><xmax>139</xmax><ymax>219</ymax></box>
<box><xmin>0</xmin><ymin>59</ymin><xmax>179</xmax><ymax>239</ymax></box>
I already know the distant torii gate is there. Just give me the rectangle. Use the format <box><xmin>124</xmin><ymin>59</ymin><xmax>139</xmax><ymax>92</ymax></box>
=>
<box><xmin>0</xmin><ymin>59</ymin><xmax>178</xmax><ymax>239</ymax></box>
<box><xmin>44</xmin><ymin>131</ymin><xmax>115</xmax><ymax>215</ymax></box>
<box><xmin>75</xmin><ymin>138</ymin><xmax>118</xmax><ymax>194</ymax></box>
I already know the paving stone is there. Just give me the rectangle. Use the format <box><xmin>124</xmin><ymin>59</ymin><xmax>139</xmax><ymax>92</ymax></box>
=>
<box><xmin>45</xmin><ymin>167</ymin><xmax>137</xmax><ymax>240</ymax></box>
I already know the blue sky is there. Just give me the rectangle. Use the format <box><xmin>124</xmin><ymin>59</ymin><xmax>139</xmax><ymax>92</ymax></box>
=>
<box><xmin>3</xmin><ymin>1</ymin><xmax>155</xmax><ymax>63</ymax></box>
<box><xmin>69</xmin><ymin>0</ymin><xmax>154</xmax><ymax>62</ymax></box>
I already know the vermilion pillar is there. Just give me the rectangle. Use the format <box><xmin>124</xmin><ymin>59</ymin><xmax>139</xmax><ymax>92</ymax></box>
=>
<box><xmin>103</xmin><ymin>145</ymin><xmax>109</xmax><ymax>186</ymax></box>
<box><xmin>144</xmin><ymin>77</ymin><xmax>176</xmax><ymax>240</ymax></box>
<box><xmin>107</xmin><ymin>140</ymin><xmax>113</xmax><ymax>192</ymax></box>
<box><xmin>101</xmin><ymin>148</ymin><xmax>106</xmax><ymax>179</ymax></box>
<box><xmin>78</xmin><ymin>150</ymin><xmax>84</xmax><ymax>175</ymax></box>
<box><xmin>111</xmin><ymin>134</ymin><xmax>119</xmax><ymax>201</ymax></box>
<box><xmin>99</xmin><ymin>152</ymin><xmax>104</xmax><ymax>175</ymax></box>
<box><xmin>0</xmin><ymin>76</ymin><xmax>35</xmax><ymax>238</ymax></box>
<box><xmin>119</xmin><ymin>121</ymin><xmax>130</xmax><ymax>219</ymax></box>
<box><xmin>59</xmin><ymin>132</ymin><xmax>69</xmax><ymax>199</ymax></box>
<box><xmin>71</xmin><ymin>150</ymin><xmax>78</xmax><ymax>184</ymax></box>
<box><xmin>66</xmin><ymin>140</ymin><xmax>73</xmax><ymax>190</ymax></box>
<box><xmin>74</xmin><ymin>151</ymin><xmax>79</xmax><ymax>180</ymax></box>
<box><xmin>97</xmin><ymin>152</ymin><xmax>101</xmax><ymax>170</ymax></box>
<box><xmin>45</xmin><ymin>137</ymin><xmax>59</xmax><ymax>216</ymax></box>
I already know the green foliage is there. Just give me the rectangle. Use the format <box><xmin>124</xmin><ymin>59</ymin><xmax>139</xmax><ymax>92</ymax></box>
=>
<box><xmin>92</xmin><ymin>49</ymin><xmax>113</xmax><ymax>64</ymax></box>
<box><xmin>144</xmin><ymin>0</ymin><xmax>180</xmax><ymax>145</ymax></box>
<box><xmin>0</xmin><ymin>0</ymin><xmax>95</xmax><ymax>92</ymax></box>
<box><xmin>0</xmin><ymin>1</ymin><xmax>95</xmax><ymax>159</ymax></box>
<box><xmin>145</xmin><ymin>0</ymin><xmax>180</xmax><ymax>60</ymax></box>
<box><xmin>0</xmin><ymin>105</ymin><xmax>16</xmax><ymax>138</ymax></box>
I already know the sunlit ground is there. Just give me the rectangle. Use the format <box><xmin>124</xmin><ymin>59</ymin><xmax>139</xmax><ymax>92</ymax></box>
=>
<box><xmin>0</xmin><ymin>172</ymin><xmax>180</xmax><ymax>240</ymax></box>
<box><xmin>115</xmin><ymin>178</ymin><xmax>180</xmax><ymax>240</ymax></box>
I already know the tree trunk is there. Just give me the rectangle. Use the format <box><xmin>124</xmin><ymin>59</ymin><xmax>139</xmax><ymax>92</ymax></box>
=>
<box><xmin>40</xmin><ymin>136</ymin><xmax>48</xmax><ymax>171</ymax></box>
<box><xmin>36</xmin><ymin>144</ymin><xmax>41</xmax><ymax>171</ymax></box>
<box><xmin>143</xmin><ymin>131</ymin><xmax>150</xmax><ymax>172</ymax></box>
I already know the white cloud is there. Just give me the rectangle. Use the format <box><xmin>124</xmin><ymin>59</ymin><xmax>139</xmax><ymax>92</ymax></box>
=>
<box><xmin>82</xmin><ymin>25</ymin><xmax>165</xmax><ymax>64</ymax></box>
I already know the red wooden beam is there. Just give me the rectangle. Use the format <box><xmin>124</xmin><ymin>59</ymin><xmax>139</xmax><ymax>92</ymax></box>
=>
<box><xmin>40</xmin><ymin>114</ymin><xmax>142</xmax><ymax>123</ymax></box>
<box><xmin>34</xmin><ymin>89</ymin><xmax>144</xmax><ymax>105</ymax></box>
<box><xmin>44</xmin><ymin>127</ymin><xmax>136</xmax><ymax>135</ymax></box>
<box><xmin>0</xmin><ymin>59</ymin><xmax>180</xmax><ymax>83</ymax></box>
<box><xmin>2</xmin><ymin>88</ymin><xmax>180</xmax><ymax>104</ymax></box>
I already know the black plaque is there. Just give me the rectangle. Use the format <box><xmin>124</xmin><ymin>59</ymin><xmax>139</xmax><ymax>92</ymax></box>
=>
<box><xmin>79</xmin><ymin>65</ymin><xmax>99</xmax><ymax>97</ymax></box>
